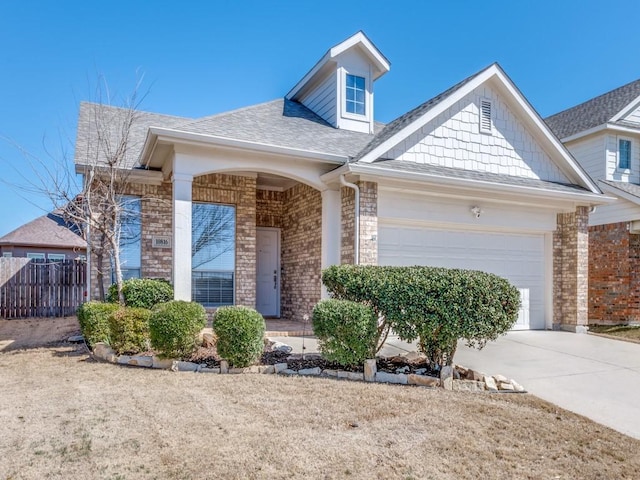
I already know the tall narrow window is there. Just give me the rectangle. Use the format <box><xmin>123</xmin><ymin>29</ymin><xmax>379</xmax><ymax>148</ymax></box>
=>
<box><xmin>192</xmin><ymin>203</ymin><xmax>235</xmax><ymax>306</ymax></box>
<box><xmin>346</xmin><ymin>74</ymin><xmax>366</xmax><ymax>115</ymax></box>
<box><xmin>619</xmin><ymin>139</ymin><xmax>632</xmax><ymax>170</ymax></box>
<box><xmin>479</xmin><ymin>98</ymin><xmax>492</xmax><ymax>134</ymax></box>
<box><xmin>118</xmin><ymin>196</ymin><xmax>141</xmax><ymax>280</ymax></box>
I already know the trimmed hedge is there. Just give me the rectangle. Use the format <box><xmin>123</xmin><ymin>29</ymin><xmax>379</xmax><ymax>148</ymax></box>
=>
<box><xmin>312</xmin><ymin>299</ymin><xmax>377</xmax><ymax>367</ymax></box>
<box><xmin>107</xmin><ymin>278</ymin><xmax>173</xmax><ymax>309</ymax></box>
<box><xmin>213</xmin><ymin>306</ymin><xmax>265</xmax><ymax>367</ymax></box>
<box><xmin>77</xmin><ymin>301</ymin><xmax>119</xmax><ymax>348</ymax></box>
<box><xmin>149</xmin><ymin>301</ymin><xmax>207</xmax><ymax>358</ymax></box>
<box><xmin>322</xmin><ymin>265</ymin><xmax>521</xmax><ymax>367</ymax></box>
<box><xmin>108</xmin><ymin>307</ymin><xmax>152</xmax><ymax>355</ymax></box>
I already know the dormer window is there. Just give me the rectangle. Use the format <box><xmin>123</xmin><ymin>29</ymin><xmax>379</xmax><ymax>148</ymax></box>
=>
<box><xmin>346</xmin><ymin>74</ymin><xmax>366</xmax><ymax>115</ymax></box>
<box><xmin>619</xmin><ymin>138</ymin><xmax>632</xmax><ymax>170</ymax></box>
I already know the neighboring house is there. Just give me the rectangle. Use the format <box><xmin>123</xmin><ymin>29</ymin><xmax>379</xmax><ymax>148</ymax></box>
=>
<box><xmin>546</xmin><ymin>79</ymin><xmax>640</xmax><ymax>324</ymax></box>
<box><xmin>0</xmin><ymin>211</ymin><xmax>87</xmax><ymax>261</ymax></box>
<box><xmin>75</xmin><ymin>31</ymin><xmax>606</xmax><ymax>331</ymax></box>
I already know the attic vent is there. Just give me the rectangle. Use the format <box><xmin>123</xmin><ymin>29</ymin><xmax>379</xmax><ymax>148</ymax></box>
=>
<box><xmin>479</xmin><ymin>98</ymin><xmax>492</xmax><ymax>134</ymax></box>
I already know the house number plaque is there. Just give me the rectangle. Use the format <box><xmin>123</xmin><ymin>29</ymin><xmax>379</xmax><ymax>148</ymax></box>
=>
<box><xmin>152</xmin><ymin>236</ymin><xmax>172</xmax><ymax>248</ymax></box>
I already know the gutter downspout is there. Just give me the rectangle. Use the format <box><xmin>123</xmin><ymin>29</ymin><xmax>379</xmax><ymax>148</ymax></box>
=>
<box><xmin>340</xmin><ymin>174</ymin><xmax>360</xmax><ymax>265</ymax></box>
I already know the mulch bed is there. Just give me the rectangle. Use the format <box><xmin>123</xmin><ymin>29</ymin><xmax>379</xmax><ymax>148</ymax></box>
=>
<box><xmin>184</xmin><ymin>342</ymin><xmax>440</xmax><ymax>377</ymax></box>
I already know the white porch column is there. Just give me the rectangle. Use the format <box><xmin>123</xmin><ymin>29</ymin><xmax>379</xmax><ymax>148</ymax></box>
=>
<box><xmin>172</xmin><ymin>173</ymin><xmax>193</xmax><ymax>301</ymax></box>
<box><xmin>321</xmin><ymin>188</ymin><xmax>341</xmax><ymax>298</ymax></box>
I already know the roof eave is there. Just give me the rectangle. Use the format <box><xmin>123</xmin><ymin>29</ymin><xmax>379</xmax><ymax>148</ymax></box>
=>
<box><xmin>323</xmin><ymin>162</ymin><xmax>613</xmax><ymax>206</ymax></box>
<box><xmin>562</xmin><ymin>122</ymin><xmax>640</xmax><ymax>143</ymax></box>
<box><xmin>599</xmin><ymin>181</ymin><xmax>640</xmax><ymax>207</ymax></box>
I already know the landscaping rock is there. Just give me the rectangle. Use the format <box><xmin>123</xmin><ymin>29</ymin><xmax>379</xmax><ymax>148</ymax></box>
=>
<box><xmin>338</xmin><ymin>371</ymin><xmax>364</xmax><ymax>381</ymax></box>
<box><xmin>466</xmin><ymin>369</ymin><xmax>485</xmax><ymax>381</ymax></box>
<box><xmin>117</xmin><ymin>355</ymin><xmax>132</xmax><ymax>365</ymax></box>
<box><xmin>440</xmin><ymin>365</ymin><xmax>454</xmax><ymax>390</ymax></box>
<box><xmin>498</xmin><ymin>381</ymin><xmax>515</xmax><ymax>391</ymax></box>
<box><xmin>201</xmin><ymin>333</ymin><xmax>215</xmax><ymax>348</ymax></box>
<box><xmin>364</xmin><ymin>359</ymin><xmax>377</xmax><ymax>382</ymax></box>
<box><xmin>511</xmin><ymin>380</ymin><xmax>526</xmax><ymax>392</ymax></box>
<box><xmin>172</xmin><ymin>361</ymin><xmax>198</xmax><ymax>372</ymax></box>
<box><xmin>323</xmin><ymin>369</ymin><xmax>339</xmax><ymax>377</ymax></box>
<box><xmin>414</xmin><ymin>368</ymin><xmax>427</xmax><ymax>375</ymax></box>
<box><xmin>484</xmin><ymin>376</ymin><xmax>498</xmax><ymax>392</ymax></box>
<box><xmin>68</xmin><ymin>335</ymin><xmax>84</xmax><ymax>343</ymax></box>
<box><xmin>281</xmin><ymin>369</ymin><xmax>297</xmax><ymax>375</ymax></box>
<box><xmin>455</xmin><ymin>365</ymin><xmax>469</xmax><ymax>378</ymax></box>
<box><xmin>298</xmin><ymin>367</ymin><xmax>322</xmax><ymax>376</ymax></box>
<box><xmin>271</xmin><ymin>341</ymin><xmax>293</xmax><ymax>354</ymax></box>
<box><xmin>126</xmin><ymin>355</ymin><xmax>153</xmax><ymax>368</ymax></box>
<box><xmin>395</xmin><ymin>366</ymin><xmax>410</xmax><ymax>374</ymax></box>
<box><xmin>453</xmin><ymin>380</ymin><xmax>485</xmax><ymax>392</ymax></box>
<box><xmin>493</xmin><ymin>374</ymin><xmax>508</xmax><ymax>383</ymax></box>
<box><xmin>274</xmin><ymin>363</ymin><xmax>288</xmax><ymax>373</ymax></box>
<box><xmin>403</xmin><ymin>351</ymin><xmax>428</xmax><ymax>364</ymax></box>
<box><xmin>259</xmin><ymin>365</ymin><xmax>275</xmax><ymax>374</ymax></box>
<box><xmin>375</xmin><ymin>372</ymin><xmax>408</xmax><ymax>384</ymax></box>
<box><xmin>152</xmin><ymin>356</ymin><xmax>174</xmax><ymax>370</ymax></box>
<box><xmin>92</xmin><ymin>343</ymin><xmax>117</xmax><ymax>363</ymax></box>
<box><xmin>407</xmin><ymin>374</ymin><xmax>440</xmax><ymax>387</ymax></box>
<box><xmin>220</xmin><ymin>360</ymin><xmax>229</xmax><ymax>374</ymax></box>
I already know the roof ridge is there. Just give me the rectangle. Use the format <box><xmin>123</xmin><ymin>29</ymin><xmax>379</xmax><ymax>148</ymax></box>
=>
<box><xmin>176</xmin><ymin>99</ymin><xmax>284</xmax><ymax>130</ymax></box>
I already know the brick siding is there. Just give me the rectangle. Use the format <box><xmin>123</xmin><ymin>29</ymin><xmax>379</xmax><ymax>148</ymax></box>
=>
<box><xmin>589</xmin><ymin>222</ymin><xmax>640</xmax><ymax>324</ymax></box>
<box><xmin>341</xmin><ymin>181</ymin><xmax>378</xmax><ymax>265</ymax></box>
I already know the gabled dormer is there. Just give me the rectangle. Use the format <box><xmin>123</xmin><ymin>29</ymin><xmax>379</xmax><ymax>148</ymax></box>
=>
<box><xmin>286</xmin><ymin>31</ymin><xmax>390</xmax><ymax>134</ymax></box>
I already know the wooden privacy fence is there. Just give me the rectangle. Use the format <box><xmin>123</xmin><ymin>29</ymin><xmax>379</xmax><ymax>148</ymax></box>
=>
<box><xmin>0</xmin><ymin>258</ymin><xmax>87</xmax><ymax>318</ymax></box>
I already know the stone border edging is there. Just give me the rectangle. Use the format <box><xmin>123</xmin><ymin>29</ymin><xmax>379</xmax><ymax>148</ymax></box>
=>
<box><xmin>90</xmin><ymin>342</ymin><xmax>526</xmax><ymax>393</ymax></box>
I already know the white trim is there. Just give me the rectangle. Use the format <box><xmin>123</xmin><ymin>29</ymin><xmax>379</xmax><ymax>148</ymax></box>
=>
<box><xmin>47</xmin><ymin>254</ymin><xmax>66</xmax><ymax>261</ymax></box>
<box><xmin>26</xmin><ymin>253</ymin><xmax>45</xmax><ymax>260</ymax></box>
<box><xmin>479</xmin><ymin>97</ymin><xmax>492</xmax><ymax>134</ymax></box>
<box><xmin>140</xmin><ymin>127</ymin><xmax>348</xmax><ymax>168</ymax></box>
<box><xmin>598</xmin><ymin>180</ymin><xmax>640</xmax><ymax>207</ymax></box>
<box><xmin>562</xmin><ymin>122</ymin><xmax>640</xmax><ymax>143</ymax></box>
<box><xmin>610</xmin><ymin>94</ymin><xmax>640</xmax><ymax>122</ymax></box>
<box><xmin>616</xmin><ymin>136</ymin><xmax>633</xmax><ymax>172</ymax></box>
<box><xmin>544</xmin><ymin>232</ymin><xmax>553</xmax><ymax>330</ymax></box>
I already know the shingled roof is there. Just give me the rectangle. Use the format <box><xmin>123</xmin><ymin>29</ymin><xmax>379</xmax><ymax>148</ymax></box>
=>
<box><xmin>352</xmin><ymin>64</ymin><xmax>494</xmax><ymax>162</ymax></box>
<box><xmin>173</xmin><ymin>99</ymin><xmax>382</xmax><ymax>158</ymax></box>
<box><xmin>74</xmin><ymin>102</ymin><xmax>191</xmax><ymax>169</ymax></box>
<box><xmin>0</xmin><ymin>212</ymin><xmax>86</xmax><ymax>249</ymax></box>
<box><xmin>545</xmin><ymin>78</ymin><xmax>640</xmax><ymax>140</ymax></box>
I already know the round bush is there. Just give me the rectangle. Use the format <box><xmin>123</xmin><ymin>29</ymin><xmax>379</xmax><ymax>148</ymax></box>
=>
<box><xmin>213</xmin><ymin>306</ymin><xmax>265</xmax><ymax>367</ymax></box>
<box><xmin>312</xmin><ymin>299</ymin><xmax>377</xmax><ymax>367</ymax></box>
<box><xmin>77</xmin><ymin>301</ymin><xmax>119</xmax><ymax>348</ymax></box>
<box><xmin>107</xmin><ymin>278</ymin><xmax>173</xmax><ymax>309</ymax></box>
<box><xmin>149</xmin><ymin>301</ymin><xmax>207</xmax><ymax>358</ymax></box>
<box><xmin>108</xmin><ymin>307</ymin><xmax>151</xmax><ymax>355</ymax></box>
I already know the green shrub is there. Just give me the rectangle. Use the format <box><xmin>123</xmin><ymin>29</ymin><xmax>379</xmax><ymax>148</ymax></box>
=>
<box><xmin>107</xmin><ymin>278</ymin><xmax>173</xmax><ymax>309</ymax></box>
<box><xmin>213</xmin><ymin>306</ymin><xmax>265</xmax><ymax>367</ymax></box>
<box><xmin>322</xmin><ymin>265</ymin><xmax>521</xmax><ymax>367</ymax></box>
<box><xmin>312</xmin><ymin>299</ymin><xmax>377</xmax><ymax>367</ymax></box>
<box><xmin>149</xmin><ymin>301</ymin><xmax>207</xmax><ymax>358</ymax></box>
<box><xmin>77</xmin><ymin>301</ymin><xmax>119</xmax><ymax>348</ymax></box>
<box><xmin>108</xmin><ymin>307</ymin><xmax>152</xmax><ymax>355</ymax></box>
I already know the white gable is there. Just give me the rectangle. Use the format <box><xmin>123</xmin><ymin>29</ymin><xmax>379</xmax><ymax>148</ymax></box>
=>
<box><xmin>383</xmin><ymin>84</ymin><xmax>571</xmax><ymax>184</ymax></box>
<box><xmin>622</xmin><ymin>103</ymin><xmax>640</xmax><ymax>124</ymax></box>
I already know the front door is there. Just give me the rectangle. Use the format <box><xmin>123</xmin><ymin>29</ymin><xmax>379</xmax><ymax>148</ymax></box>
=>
<box><xmin>256</xmin><ymin>228</ymin><xmax>280</xmax><ymax>317</ymax></box>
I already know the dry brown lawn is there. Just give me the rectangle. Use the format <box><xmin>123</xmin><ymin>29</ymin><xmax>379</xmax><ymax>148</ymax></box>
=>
<box><xmin>589</xmin><ymin>324</ymin><xmax>640</xmax><ymax>343</ymax></box>
<box><xmin>1</xmin><ymin>319</ymin><xmax>640</xmax><ymax>479</ymax></box>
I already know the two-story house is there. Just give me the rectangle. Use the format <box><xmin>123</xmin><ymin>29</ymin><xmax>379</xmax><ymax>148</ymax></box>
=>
<box><xmin>546</xmin><ymin>79</ymin><xmax>640</xmax><ymax>324</ymax></box>
<box><xmin>75</xmin><ymin>32</ymin><xmax>606</xmax><ymax>331</ymax></box>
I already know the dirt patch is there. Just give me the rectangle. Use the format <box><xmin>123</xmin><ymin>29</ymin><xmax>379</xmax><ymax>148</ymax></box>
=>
<box><xmin>1</xmin><ymin>343</ymin><xmax>640</xmax><ymax>479</ymax></box>
<box><xmin>589</xmin><ymin>324</ymin><xmax>640</xmax><ymax>344</ymax></box>
<box><xmin>0</xmin><ymin>316</ymin><xmax>80</xmax><ymax>352</ymax></box>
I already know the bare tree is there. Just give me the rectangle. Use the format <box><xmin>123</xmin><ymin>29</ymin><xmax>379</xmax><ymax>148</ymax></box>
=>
<box><xmin>1</xmin><ymin>76</ymin><xmax>147</xmax><ymax>304</ymax></box>
<box><xmin>191</xmin><ymin>204</ymin><xmax>235</xmax><ymax>270</ymax></box>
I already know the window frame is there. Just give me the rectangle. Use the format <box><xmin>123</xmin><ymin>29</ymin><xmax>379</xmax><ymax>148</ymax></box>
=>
<box><xmin>191</xmin><ymin>202</ymin><xmax>236</xmax><ymax>308</ymax></box>
<box><xmin>47</xmin><ymin>254</ymin><xmax>66</xmax><ymax>261</ymax></box>
<box><xmin>26</xmin><ymin>253</ymin><xmax>45</xmax><ymax>260</ymax></box>
<box><xmin>341</xmin><ymin>69</ymin><xmax>369</xmax><ymax>121</ymax></box>
<box><xmin>113</xmin><ymin>195</ymin><xmax>142</xmax><ymax>282</ymax></box>
<box><xmin>617</xmin><ymin>137</ymin><xmax>633</xmax><ymax>172</ymax></box>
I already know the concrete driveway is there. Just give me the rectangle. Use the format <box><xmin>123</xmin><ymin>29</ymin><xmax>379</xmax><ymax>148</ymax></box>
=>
<box><xmin>382</xmin><ymin>331</ymin><xmax>640</xmax><ymax>440</ymax></box>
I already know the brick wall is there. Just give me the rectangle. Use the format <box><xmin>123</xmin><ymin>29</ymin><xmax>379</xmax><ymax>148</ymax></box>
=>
<box><xmin>281</xmin><ymin>183</ymin><xmax>322</xmax><ymax>322</ymax></box>
<box><xmin>193</xmin><ymin>174</ymin><xmax>257</xmax><ymax>308</ymax></box>
<box><xmin>553</xmin><ymin>206</ymin><xmax>589</xmax><ymax>331</ymax></box>
<box><xmin>341</xmin><ymin>181</ymin><xmax>378</xmax><ymax>265</ymax></box>
<box><xmin>90</xmin><ymin>182</ymin><xmax>172</xmax><ymax>300</ymax></box>
<box><xmin>589</xmin><ymin>222</ymin><xmax>640</xmax><ymax>324</ymax></box>
<box><xmin>256</xmin><ymin>189</ymin><xmax>283</xmax><ymax>228</ymax></box>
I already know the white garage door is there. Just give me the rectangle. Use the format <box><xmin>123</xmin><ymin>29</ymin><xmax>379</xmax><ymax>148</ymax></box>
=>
<box><xmin>378</xmin><ymin>224</ymin><xmax>545</xmax><ymax>330</ymax></box>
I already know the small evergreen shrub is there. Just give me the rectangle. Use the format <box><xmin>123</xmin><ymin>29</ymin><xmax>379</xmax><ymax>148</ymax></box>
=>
<box><xmin>149</xmin><ymin>301</ymin><xmax>207</xmax><ymax>358</ymax></box>
<box><xmin>107</xmin><ymin>307</ymin><xmax>151</xmax><ymax>355</ymax></box>
<box><xmin>312</xmin><ymin>299</ymin><xmax>377</xmax><ymax>367</ymax></box>
<box><xmin>107</xmin><ymin>278</ymin><xmax>173</xmax><ymax>309</ymax></box>
<box><xmin>322</xmin><ymin>264</ymin><xmax>521</xmax><ymax>367</ymax></box>
<box><xmin>77</xmin><ymin>301</ymin><xmax>119</xmax><ymax>348</ymax></box>
<box><xmin>213</xmin><ymin>306</ymin><xmax>265</xmax><ymax>367</ymax></box>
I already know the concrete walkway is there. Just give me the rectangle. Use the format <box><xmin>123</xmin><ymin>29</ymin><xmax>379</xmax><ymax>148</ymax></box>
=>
<box><xmin>271</xmin><ymin>331</ymin><xmax>640</xmax><ymax>439</ymax></box>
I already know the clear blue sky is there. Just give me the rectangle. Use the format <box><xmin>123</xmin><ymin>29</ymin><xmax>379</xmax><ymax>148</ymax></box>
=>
<box><xmin>1</xmin><ymin>0</ymin><xmax>639</xmax><ymax>236</ymax></box>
